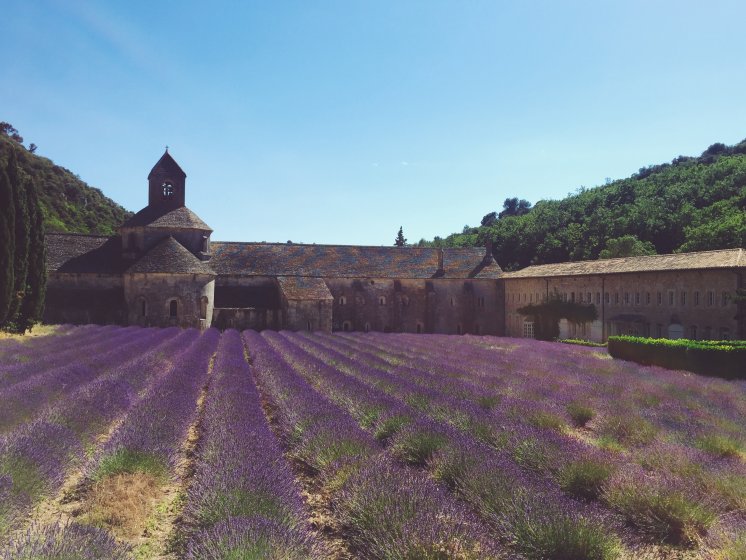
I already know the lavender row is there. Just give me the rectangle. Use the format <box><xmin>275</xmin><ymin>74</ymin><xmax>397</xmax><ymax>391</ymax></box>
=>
<box><xmin>245</xmin><ymin>330</ymin><xmax>500</xmax><ymax>560</ymax></box>
<box><xmin>271</xmin><ymin>331</ymin><xmax>622</xmax><ymax>559</ymax></box>
<box><xmin>0</xmin><ymin>324</ymin><xmax>88</xmax><ymax>367</ymax></box>
<box><xmin>0</xmin><ymin>327</ymin><xmax>189</xmax><ymax>542</ymax></box>
<box><xmin>182</xmin><ymin>330</ymin><xmax>319</xmax><ymax>559</ymax></box>
<box><xmin>89</xmin><ymin>328</ymin><xmax>219</xmax><ymax>480</ymax></box>
<box><xmin>327</xmin><ymin>332</ymin><xmax>744</xmax><ymax>549</ymax></box>
<box><xmin>0</xmin><ymin>325</ymin><xmax>136</xmax><ymax>388</ymax></box>
<box><xmin>0</xmin><ymin>326</ymin><xmax>173</xmax><ymax>435</ymax></box>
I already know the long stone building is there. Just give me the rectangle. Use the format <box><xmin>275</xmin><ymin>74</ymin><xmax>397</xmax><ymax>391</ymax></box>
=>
<box><xmin>44</xmin><ymin>151</ymin><xmax>745</xmax><ymax>341</ymax></box>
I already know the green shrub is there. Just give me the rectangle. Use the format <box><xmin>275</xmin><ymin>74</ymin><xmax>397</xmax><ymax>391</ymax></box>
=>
<box><xmin>597</xmin><ymin>414</ymin><xmax>657</xmax><ymax>447</ymax></box>
<box><xmin>390</xmin><ymin>428</ymin><xmax>450</xmax><ymax>466</ymax></box>
<box><xmin>528</xmin><ymin>410</ymin><xmax>568</xmax><ymax>432</ymax></box>
<box><xmin>696</xmin><ymin>434</ymin><xmax>743</xmax><ymax>458</ymax></box>
<box><xmin>567</xmin><ymin>402</ymin><xmax>595</xmax><ymax>427</ymax></box>
<box><xmin>93</xmin><ymin>449</ymin><xmax>168</xmax><ymax>481</ymax></box>
<box><xmin>604</xmin><ymin>479</ymin><xmax>716</xmax><ymax>546</ymax></box>
<box><xmin>558</xmin><ymin>459</ymin><xmax>615</xmax><ymax>500</ymax></box>
<box><xmin>374</xmin><ymin>414</ymin><xmax>411</xmax><ymax>441</ymax></box>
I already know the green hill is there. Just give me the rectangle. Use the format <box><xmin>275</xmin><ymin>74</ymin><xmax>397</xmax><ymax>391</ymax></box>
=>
<box><xmin>0</xmin><ymin>134</ymin><xmax>132</xmax><ymax>236</ymax></box>
<box><xmin>422</xmin><ymin>140</ymin><xmax>746</xmax><ymax>270</ymax></box>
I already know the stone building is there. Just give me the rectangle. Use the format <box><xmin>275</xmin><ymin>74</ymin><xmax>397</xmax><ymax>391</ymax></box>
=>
<box><xmin>502</xmin><ymin>250</ymin><xmax>745</xmax><ymax>342</ymax></box>
<box><xmin>45</xmin><ymin>151</ymin><xmax>503</xmax><ymax>333</ymax></box>
<box><xmin>44</xmin><ymin>151</ymin><xmax>745</xmax><ymax>340</ymax></box>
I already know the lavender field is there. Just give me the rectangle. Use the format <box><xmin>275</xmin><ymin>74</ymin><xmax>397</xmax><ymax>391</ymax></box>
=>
<box><xmin>0</xmin><ymin>326</ymin><xmax>744</xmax><ymax>559</ymax></box>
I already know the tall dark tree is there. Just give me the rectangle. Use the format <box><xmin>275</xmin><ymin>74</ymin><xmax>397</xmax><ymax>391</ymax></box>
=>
<box><xmin>0</xmin><ymin>164</ymin><xmax>15</xmax><ymax>324</ymax></box>
<box><xmin>7</xmin><ymin>150</ymin><xmax>30</xmax><ymax>323</ymax></box>
<box><xmin>498</xmin><ymin>197</ymin><xmax>532</xmax><ymax>219</ymax></box>
<box><xmin>394</xmin><ymin>226</ymin><xmax>407</xmax><ymax>247</ymax></box>
<box><xmin>16</xmin><ymin>176</ymin><xmax>46</xmax><ymax>332</ymax></box>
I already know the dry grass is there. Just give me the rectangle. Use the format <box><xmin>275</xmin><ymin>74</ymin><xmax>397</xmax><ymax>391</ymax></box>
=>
<box><xmin>81</xmin><ymin>472</ymin><xmax>167</xmax><ymax>541</ymax></box>
<box><xmin>0</xmin><ymin>324</ymin><xmax>59</xmax><ymax>340</ymax></box>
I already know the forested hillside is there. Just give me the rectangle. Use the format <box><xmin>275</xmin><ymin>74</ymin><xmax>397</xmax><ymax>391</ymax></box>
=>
<box><xmin>421</xmin><ymin>140</ymin><xmax>746</xmax><ymax>270</ymax></box>
<box><xmin>0</xmin><ymin>128</ymin><xmax>131</xmax><ymax>236</ymax></box>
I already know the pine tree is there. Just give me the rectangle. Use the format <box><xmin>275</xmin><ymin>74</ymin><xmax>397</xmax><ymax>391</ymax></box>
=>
<box><xmin>7</xmin><ymin>150</ymin><xmax>30</xmax><ymax>325</ymax></box>
<box><xmin>0</xmin><ymin>164</ymin><xmax>15</xmax><ymax>325</ymax></box>
<box><xmin>16</xmin><ymin>177</ymin><xmax>46</xmax><ymax>332</ymax></box>
<box><xmin>394</xmin><ymin>226</ymin><xmax>407</xmax><ymax>247</ymax></box>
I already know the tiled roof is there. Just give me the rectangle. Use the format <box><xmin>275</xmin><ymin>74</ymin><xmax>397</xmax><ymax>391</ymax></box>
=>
<box><xmin>45</xmin><ymin>233</ymin><xmax>126</xmax><ymax>274</ymax></box>
<box><xmin>209</xmin><ymin>242</ymin><xmax>502</xmax><ymax>279</ymax></box>
<box><xmin>502</xmin><ymin>248</ymin><xmax>745</xmax><ymax>279</ymax></box>
<box><xmin>127</xmin><ymin>236</ymin><xmax>215</xmax><ymax>275</ymax></box>
<box><xmin>148</xmin><ymin>150</ymin><xmax>186</xmax><ymax>179</ymax></box>
<box><xmin>277</xmin><ymin>276</ymin><xmax>333</xmax><ymax>300</ymax></box>
<box><xmin>121</xmin><ymin>205</ymin><xmax>212</xmax><ymax>230</ymax></box>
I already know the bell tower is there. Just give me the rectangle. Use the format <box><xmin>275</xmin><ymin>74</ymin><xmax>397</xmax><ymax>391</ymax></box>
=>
<box><xmin>147</xmin><ymin>148</ymin><xmax>186</xmax><ymax>209</ymax></box>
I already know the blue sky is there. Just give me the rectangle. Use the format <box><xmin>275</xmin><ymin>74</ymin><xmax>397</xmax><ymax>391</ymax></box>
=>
<box><xmin>2</xmin><ymin>1</ymin><xmax>745</xmax><ymax>245</ymax></box>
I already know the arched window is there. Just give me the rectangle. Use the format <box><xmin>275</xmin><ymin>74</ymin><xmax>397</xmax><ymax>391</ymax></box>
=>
<box><xmin>342</xmin><ymin>321</ymin><xmax>351</xmax><ymax>332</ymax></box>
<box><xmin>379</xmin><ymin>296</ymin><xmax>386</xmax><ymax>306</ymax></box>
<box><xmin>416</xmin><ymin>323</ymin><xmax>423</xmax><ymax>334</ymax></box>
<box><xmin>364</xmin><ymin>322</ymin><xmax>370</xmax><ymax>333</ymax></box>
<box><xmin>162</xmin><ymin>182</ymin><xmax>175</xmax><ymax>199</ymax></box>
<box><xmin>339</xmin><ymin>296</ymin><xmax>347</xmax><ymax>306</ymax></box>
<box><xmin>169</xmin><ymin>299</ymin><xmax>178</xmax><ymax>318</ymax></box>
<box><xmin>140</xmin><ymin>298</ymin><xmax>147</xmax><ymax>317</ymax></box>
<box><xmin>307</xmin><ymin>321</ymin><xmax>312</xmax><ymax>332</ymax></box>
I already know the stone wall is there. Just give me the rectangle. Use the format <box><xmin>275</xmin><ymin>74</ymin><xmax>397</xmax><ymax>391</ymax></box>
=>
<box><xmin>325</xmin><ymin>278</ymin><xmax>502</xmax><ymax>335</ymax></box>
<box><xmin>45</xmin><ymin>273</ymin><xmax>125</xmax><ymax>325</ymax></box>
<box><xmin>124</xmin><ymin>272</ymin><xmax>215</xmax><ymax>329</ymax></box>
<box><xmin>282</xmin><ymin>300</ymin><xmax>333</xmax><ymax>332</ymax></box>
<box><xmin>504</xmin><ymin>269</ymin><xmax>743</xmax><ymax>342</ymax></box>
<box><xmin>212</xmin><ymin>307</ymin><xmax>281</xmax><ymax>331</ymax></box>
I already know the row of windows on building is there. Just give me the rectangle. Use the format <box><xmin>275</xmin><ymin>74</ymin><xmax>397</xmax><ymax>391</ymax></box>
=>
<box><xmin>514</xmin><ymin>316</ymin><xmax>731</xmax><ymax>340</ymax></box>
<box><xmin>337</xmin><ymin>295</ymin><xmax>487</xmax><ymax>307</ymax></box>
<box><xmin>508</xmin><ymin>290</ymin><xmax>732</xmax><ymax>308</ymax></box>
<box><xmin>136</xmin><ymin>296</ymin><xmax>209</xmax><ymax>320</ymax></box>
<box><xmin>338</xmin><ymin>321</ymin><xmax>481</xmax><ymax>335</ymax></box>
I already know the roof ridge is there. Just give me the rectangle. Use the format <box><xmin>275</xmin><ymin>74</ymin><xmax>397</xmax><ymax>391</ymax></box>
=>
<box><xmin>211</xmin><ymin>240</ymin><xmax>483</xmax><ymax>250</ymax></box>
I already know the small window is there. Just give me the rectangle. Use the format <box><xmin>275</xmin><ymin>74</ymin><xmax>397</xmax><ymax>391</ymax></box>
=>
<box><xmin>402</xmin><ymin>295</ymin><xmax>410</xmax><ymax>306</ymax></box>
<box><xmin>450</xmin><ymin>297</ymin><xmax>456</xmax><ymax>307</ymax></box>
<box><xmin>342</xmin><ymin>321</ymin><xmax>351</xmax><ymax>332</ymax></box>
<box><xmin>694</xmin><ymin>291</ymin><xmax>700</xmax><ymax>305</ymax></box>
<box><xmin>624</xmin><ymin>292</ymin><xmax>630</xmax><ymax>305</ymax></box>
<box><xmin>596</xmin><ymin>292</ymin><xmax>601</xmax><ymax>305</ymax></box>
<box><xmin>307</xmin><ymin>321</ymin><xmax>312</xmax><ymax>332</ymax></box>
<box><xmin>162</xmin><ymin>182</ymin><xmax>175</xmax><ymax>198</ymax></box>
<box><xmin>364</xmin><ymin>322</ymin><xmax>371</xmax><ymax>333</ymax></box>
<box><xmin>202</xmin><ymin>235</ymin><xmax>209</xmax><ymax>253</ymax></box>
<box><xmin>680</xmin><ymin>292</ymin><xmax>686</xmax><ymax>306</ymax></box>
<box><xmin>721</xmin><ymin>292</ymin><xmax>730</xmax><ymax>306</ymax></box>
<box><xmin>645</xmin><ymin>292</ymin><xmax>651</xmax><ymax>305</ymax></box>
<box><xmin>656</xmin><ymin>324</ymin><xmax>663</xmax><ymax>338</ymax></box>
<box><xmin>339</xmin><ymin>295</ymin><xmax>347</xmax><ymax>306</ymax></box>
<box><xmin>668</xmin><ymin>291</ymin><xmax>675</xmax><ymax>306</ymax></box>
<box><xmin>635</xmin><ymin>292</ymin><xmax>640</xmax><ymax>305</ymax></box>
<box><xmin>707</xmin><ymin>291</ymin><xmax>714</xmax><ymax>306</ymax></box>
<box><xmin>379</xmin><ymin>296</ymin><xmax>386</xmax><ymax>306</ymax></box>
<box><xmin>416</xmin><ymin>323</ymin><xmax>423</xmax><ymax>334</ymax></box>
<box><xmin>571</xmin><ymin>292</ymin><xmax>576</xmax><ymax>303</ymax></box>
<box><xmin>657</xmin><ymin>292</ymin><xmax>662</xmax><ymax>305</ymax></box>
<box><xmin>523</xmin><ymin>320</ymin><xmax>535</xmax><ymax>339</ymax></box>
<box><xmin>140</xmin><ymin>299</ymin><xmax>147</xmax><ymax>317</ymax></box>
<box><xmin>587</xmin><ymin>292</ymin><xmax>592</xmax><ymax>304</ymax></box>
<box><xmin>169</xmin><ymin>299</ymin><xmax>178</xmax><ymax>317</ymax></box>
<box><xmin>604</xmin><ymin>292</ymin><xmax>610</xmax><ymax>304</ymax></box>
<box><xmin>614</xmin><ymin>293</ymin><xmax>619</xmax><ymax>304</ymax></box>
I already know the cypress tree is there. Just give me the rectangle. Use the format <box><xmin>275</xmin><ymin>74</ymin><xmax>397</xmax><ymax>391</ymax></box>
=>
<box><xmin>0</xmin><ymin>163</ymin><xmax>15</xmax><ymax>325</ymax></box>
<box><xmin>7</xmin><ymin>149</ymin><xmax>30</xmax><ymax>326</ymax></box>
<box><xmin>16</xmin><ymin>176</ymin><xmax>46</xmax><ymax>332</ymax></box>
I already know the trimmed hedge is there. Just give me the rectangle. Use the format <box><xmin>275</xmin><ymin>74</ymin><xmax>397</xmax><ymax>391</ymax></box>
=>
<box><xmin>607</xmin><ymin>336</ymin><xmax>746</xmax><ymax>379</ymax></box>
<box><xmin>559</xmin><ymin>339</ymin><xmax>608</xmax><ymax>348</ymax></box>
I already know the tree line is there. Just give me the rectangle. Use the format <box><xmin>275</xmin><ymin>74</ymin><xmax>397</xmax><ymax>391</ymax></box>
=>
<box><xmin>0</xmin><ymin>141</ymin><xmax>46</xmax><ymax>333</ymax></box>
<box><xmin>417</xmin><ymin>139</ymin><xmax>746</xmax><ymax>270</ymax></box>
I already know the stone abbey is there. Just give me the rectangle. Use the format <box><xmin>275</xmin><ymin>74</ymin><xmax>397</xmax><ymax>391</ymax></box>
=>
<box><xmin>45</xmin><ymin>151</ymin><xmax>745</xmax><ymax>341</ymax></box>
